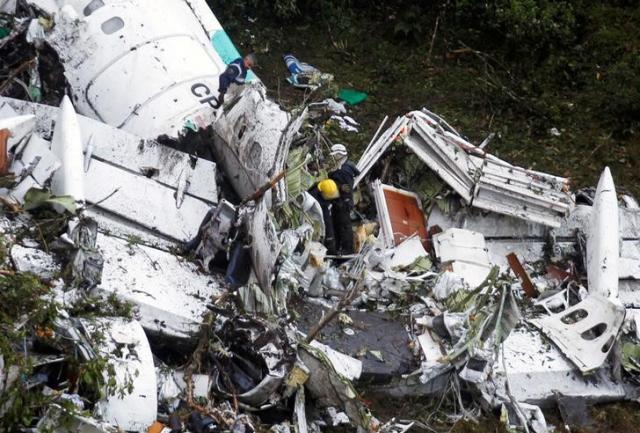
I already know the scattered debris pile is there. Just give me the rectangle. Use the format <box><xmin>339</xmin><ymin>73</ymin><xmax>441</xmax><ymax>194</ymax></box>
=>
<box><xmin>2</xmin><ymin>1</ymin><xmax>640</xmax><ymax>433</ymax></box>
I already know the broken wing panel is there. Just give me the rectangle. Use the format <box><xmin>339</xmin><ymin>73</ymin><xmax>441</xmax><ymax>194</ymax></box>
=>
<box><xmin>84</xmin><ymin>158</ymin><xmax>210</xmax><ymax>242</ymax></box>
<box><xmin>95</xmin><ymin>234</ymin><xmax>221</xmax><ymax>340</ymax></box>
<box><xmin>3</xmin><ymin>97</ymin><xmax>218</xmax><ymax>205</ymax></box>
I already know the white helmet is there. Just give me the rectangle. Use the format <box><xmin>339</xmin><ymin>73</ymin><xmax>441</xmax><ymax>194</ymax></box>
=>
<box><xmin>330</xmin><ymin>143</ymin><xmax>348</xmax><ymax>157</ymax></box>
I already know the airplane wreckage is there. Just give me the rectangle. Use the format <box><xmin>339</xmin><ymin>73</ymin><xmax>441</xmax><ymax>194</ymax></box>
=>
<box><xmin>1</xmin><ymin>1</ymin><xmax>640</xmax><ymax>432</ymax></box>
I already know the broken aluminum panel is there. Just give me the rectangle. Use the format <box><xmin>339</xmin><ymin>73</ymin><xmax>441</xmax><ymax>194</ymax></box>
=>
<box><xmin>272</xmin><ymin>108</ymin><xmax>308</xmax><ymax>204</ymax></box>
<box><xmin>2</xmin><ymin>97</ymin><xmax>218</xmax><ymax>206</ymax></box>
<box><xmin>433</xmin><ymin>228</ymin><xmax>490</xmax><ymax>265</ymax></box>
<box><xmin>298</xmin><ymin>345</ymin><xmax>371</xmax><ymax>430</ymax></box>
<box><xmin>88</xmin><ymin>318</ymin><xmax>157</xmax><ymax>431</ymax></box>
<box><xmin>492</xmin><ymin>327</ymin><xmax>626</xmax><ymax>406</ymax></box>
<box><xmin>93</xmin><ymin>233</ymin><xmax>221</xmax><ymax>340</ymax></box>
<box><xmin>10</xmin><ymin>244</ymin><xmax>60</xmax><ymax>280</ymax></box>
<box><xmin>529</xmin><ymin>295</ymin><xmax>625</xmax><ymax>373</ymax></box>
<box><xmin>0</xmin><ymin>0</ymin><xmax>17</xmax><ymax>14</ymax></box>
<box><xmin>294</xmin><ymin>388</ymin><xmax>308</xmax><ymax>433</ymax></box>
<box><xmin>195</xmin><ymin>199</ymin><xmax>237</xmax><ymax>269</ymax></box>
<box><xmin>470</xmin><ymin>154</ymin><xmax>571</xmax><ymax>227</ymax></box>
<box><xmin>0</xmin><ymin>114</ymin><xmax>35</xmax><ymax>153</ymax></box>
<box><xmin>501</xmin><ymin>402</ymin><xmax>549</xmax><ymax>433</ymax></box>
<box><xmin>389</xmin><ymin>235</ymin><xmax>429</xmax><ymax>269</ymax></box>
<box><xmin>358</xmin><ymin>111</ymin><xmax>572</xmax><ymax>227</ymax></box>
<box><xmin>173</xmin><ymin>371</ymin><xmax>212</xmax><ymax>398</ymax></box>
<box><xmin>50</xmin><ymin>95</ymin><xmax>85</xmax><ymax>204</ymax></box>
<box><xmin>10</xmin><ymin>133</ymin><xmax>61</xmax><ymax>186</ymax></box>
<box><xmin>448</xmin><ymin>261</ymin><xmax>492</xmax><ymax>288</ymax></box>
<box><xmin>619</xmin><ymin>281</ymin><xmax>640</xmax><ymax>307</ymax></box>
<box><xmin>371</xmin><ymin>180</ymin><xmax>428</xmax><ymax>249</ymax></box>
<box><xmin>406</xmin><ymin>116</ymin><xmax>475</xmax><ymax>203</ymax></box>
<box><xmin>38</xmin><ymin>404</ymin><xmax>119</xmax><ymax>433</ymax></box>
<box><xmin>587</xmin><ymin>167</ymin><xmax>619</xmax><ymax>299</ymax></box>
<box><xmin>84</xmin><ymin>157</ymin><xmax>210</xmax><ymax>242</ymax></box>
<box><xmin>308</xmin><ymin>340</ymin><xmax>362</xmax><ymax>382</ymax></box>
<box><xmin>246</xmin><ymin>199</ymin><xmax>282</xmax><ymax>295</ymax></box>
<box><xmin>417</xmin><ymin>330</ymin><xmax>446</xmax><ymax>371</ymax></box>
<box><xmin>83</xmin><ymin>207</ymin><xmax>176</xmax><ymax>251</ymax></box>
<box><xmin>433</xmin><ymin>228</ymin><xmax>492</xmax><ymax>288</ymax></box>
<box><xmin>0</xmin><ymin>100</ymin><xmax>18</xmax><ymax>118</ymax></box>
<box><xmin>355</xmin><ymin>116</ymin><xmax>410</xmax><ymax>187</ymax></box>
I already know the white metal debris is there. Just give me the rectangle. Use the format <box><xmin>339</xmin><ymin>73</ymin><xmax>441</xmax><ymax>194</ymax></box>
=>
<box><xmin>530</xmin><ymin>294</ymin><xmax>626</xmax><ymax>373</ymax></box>
<box><xmin>50</xmin><ymin>95</ymin><xmax>85</xmax><ymax>205</ymax></box>
<box><xmin>1</xmin><ymin>96</ymin><xmax>217</xmax><ymax>243</ymax></box>
<box><xmin>93</xmin><ymin>233</ymin><xmax>221</xmax><ymax>340</ymax></box>
<box><xmin>357</xmin><ymin>110</ymin><xmax>573</xmax><ymax>227</ymax></box>
<box><xmin>433</xmin><ymin>228</ymin><xmax>492</xmax><ymax>288</ymax></box>
<box><xmin>89</xmin><ymin>318</ymin><xmax>157</xmax><ymax>431</ymax></box>
<box><xmin>0</xmin><ymin>113</ymin><xmax>35</xmax><ymax>152</ymax></box>
<box><xmin>1</xmin><ymin>97</ymin><xmax>218</xmax><ymax>206</ymax></box>
<box><xmin>10</xmin><ymin>243</ymin><xmax>60</xmax><ymax>280</ymax></box>
<box><xmin>389</xmin><ymin>235</ymin><xmax>429</xmax><ymax>269</ymax></box>
<box><xmin>492</xmin><ymin>327</ymin><xmax>626</xmax><ymax>405</ymax></box>
<box><xmin>587</xmin><ymin>167</ymin><xmax>620</xmax><ymax>299</ymax></box>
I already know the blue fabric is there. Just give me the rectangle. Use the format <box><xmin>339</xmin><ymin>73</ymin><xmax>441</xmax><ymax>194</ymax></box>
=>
<box><xmin>283</xmin><ymin>54</ymin><xmax>304</xmax><ymax>74</ymax></box>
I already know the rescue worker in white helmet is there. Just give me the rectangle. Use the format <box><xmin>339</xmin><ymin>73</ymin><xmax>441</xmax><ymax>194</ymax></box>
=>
<box><xmin>328</xmin><ymin>143</ymin><xmax>360</xmax><ymax>255</ymax></box>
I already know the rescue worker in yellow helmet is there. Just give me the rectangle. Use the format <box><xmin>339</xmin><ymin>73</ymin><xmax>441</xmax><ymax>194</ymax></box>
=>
<box><xmin>308</xmin><ymin>179</ymin><xmax>340</xmax><ymax>254</ymax></box>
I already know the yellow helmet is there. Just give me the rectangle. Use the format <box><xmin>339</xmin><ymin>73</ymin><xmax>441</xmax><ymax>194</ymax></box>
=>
<box><xmin>318</xmin><ymin>179</ymin><xmax>339</xmax><ymax>200</ymax></box>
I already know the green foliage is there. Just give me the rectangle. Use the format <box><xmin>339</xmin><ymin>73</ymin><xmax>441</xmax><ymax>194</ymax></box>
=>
<box><xmin>453</xmin><ymin>0</ymin><xmax>579</xmax><ymax>52</ymax></box>
<box><xmin>0</xmin><ymin>272</ymin><xmax>60</xmax><ymax>431</ymax></box>
<box><xmin>68</xmin><ymin>293</ymin><xmax>134</xmax><ymax>319</ymax></box>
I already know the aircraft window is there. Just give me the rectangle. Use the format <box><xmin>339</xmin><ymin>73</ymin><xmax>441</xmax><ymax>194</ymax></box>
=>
<box><xmin>83</xmin><ymin>0</ymin><xmax>105</xmax><ymax>16</ymax></box>
<box><xmin>101</xmin><ymin>17</ymin><xmax>124</xmax><ymax>34</ymax></box>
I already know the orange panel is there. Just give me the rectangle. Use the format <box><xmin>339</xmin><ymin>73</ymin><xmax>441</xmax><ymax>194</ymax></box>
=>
<box><xmin>383</xmin><ymin>188</ymin><xmax>429</xmax><ymax>248</ymax></box>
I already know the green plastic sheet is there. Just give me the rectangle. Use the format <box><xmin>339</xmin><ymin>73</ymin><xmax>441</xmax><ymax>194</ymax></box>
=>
<box><xmin>338</xmin><ymin>88</ymin><xmax>368</xmax><ymax>105</ymax></box>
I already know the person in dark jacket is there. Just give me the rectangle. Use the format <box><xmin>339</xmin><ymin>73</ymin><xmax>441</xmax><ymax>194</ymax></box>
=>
<box><xmin>328</xmin><ymin>144</ymin><xmax>360</xmax><ymax>255</ymax></box>
<box><xmin>308</xmin><ymin>179</ymin><xmax>340</xmax><ymax>255</ymax></box>
<box><xmin>213</xmin><ymin>53</ymin><xmax>256</xmax><ymax>109</ymax></box>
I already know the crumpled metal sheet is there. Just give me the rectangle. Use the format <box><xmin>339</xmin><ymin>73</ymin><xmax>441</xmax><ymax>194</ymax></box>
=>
<box><xmin>357</xmin><ymin>110</ymin><xmax>572</xmax><ymax>227</ymax></box>
<box><xmin>529</xmin><ymin>294</ymin><xmax>625</xmax><ymax>374</ymax></box>
<box><xmin>211</xmin><ymin>316</ymin><xmax>296</xmax><ymax>408</ymax></box>
<box><xmin>246</xmin><ymin>199</ymin><xmax>282</xmax><ymax>295</ymax></box>
<box><xmin>298</xmin><ymin>344</ymin><xmax>372</xmax><ymax>430</ymax></box>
